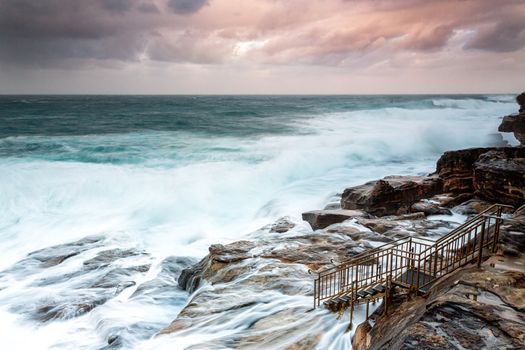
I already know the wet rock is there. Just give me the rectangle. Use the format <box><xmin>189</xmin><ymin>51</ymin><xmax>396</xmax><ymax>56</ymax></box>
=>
<box><xmin>341</xmin><ymin>175</ymin><xmax>443</xmax><ymax>216</ymax></box>
<box><xmin>518</xmin><ymin>92</ymin><xmax>525</xmax><ymax>113</ymax></box>
<box><xmin>5</xmin><ymin>235</ymin><xmax>106</xmax><ymax>275</ymax></box>
<box><xmin>131</xmin><ymin>256</ymin><xmax>197</xmax><ymax>301</ymax></box>
<box><xmin>83</xmin><ymin>248</ymin><xmax>144</xmax><ymax>270</ymax></box>
<box><xmin>166</xmin><ymin>217</ymin><xmax>396</xmax><ymax>348</ymax></box>
<box><xmin>302</xmin><ymin>209</ymin><xmax>368</xmax><ymax>230</ymax></box>
<box><xmin>436</xmin><ymin>147</ymin><xmax>497</xmax><ymax>193</ymax></box>
<box><xmin>501</xmin><ymin>207</ymin><xmax>525</xmax><ymax>256</ymax></box>
<box><xmin>31</xmin><ymin>295</ymin><xmax>109</xmax><ymax>322</ymax></box>
<box><xmin>356</xmin><ymin>216</ymin><xmax>455</xmax><ymax>238</ymax></box>
<box><xmin>436</xmin><ymin>146</ymin><xmax>525</xmax><ymax>204</ymax></box>
<box><xmin>90</xmin><ymin>265</ymin><xmax>150</xmax><ymax>289</ymax></box>
<box><xmin>452</xmin><ymin>198</ymin><xmax>492</xmax><ymax>215</ymax></box>
<box><xmin>178</xmin><ymin>240</ymin><xmax>257</xmax><ymax>293</ymax></box>
<box><xmin>325</xmin><ymin>224</ymin><xmax>391</xmax><ymax>244</ymax></box>
<box><xmin>433</xmin><ymin>192</ymin><xmax>475</xmax><ymax>208</ymax></box>
<box><xmin>163</xmin><ymin>252</ymin><xmax>331</xmax><ymax>349</ymax></box>
<box><xmin>498</xmin><ymin>93</ymin><xmax>525</xmax><ymax>144</ymax></box>
<box><xmin>1</xmin><ymin>236</ymin><xmax>152</xmax><ymax>323</ymax></box>
<box><xmin>209</xmin><ymin>241</ymin><xmax>258</xmax><ymax>263</ymax></box>
<box><xmin>269</xmin><ymin>217</ymin><xmax>296</xmax><ymax>233</ymax></box>
<box><xmin>411</xmin><ymin>200</ymin><xmax>452</xmax><ymax>216</ymax></box>
<box><xmin>473</xmin><ymin>148</ymin><xmax>525</xmax><ymax>207</ymax></box>
<box><xmin>352</xmin><ymin>320</ymin><xmax>373</xmax><ymax>350</ymax></box>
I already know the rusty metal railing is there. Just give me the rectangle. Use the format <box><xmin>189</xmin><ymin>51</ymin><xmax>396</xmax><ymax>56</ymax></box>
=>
<box><xmin>313</xmin><ymin>204</ymin><xmax>513</xmax><ymax>308</ymax></box>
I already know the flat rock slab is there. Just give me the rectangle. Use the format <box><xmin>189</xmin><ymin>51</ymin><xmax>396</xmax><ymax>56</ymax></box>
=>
<box><xmin>302</xmin><ymin>209</ymin><xmax>368</xmax><ymax>230</ymax></box>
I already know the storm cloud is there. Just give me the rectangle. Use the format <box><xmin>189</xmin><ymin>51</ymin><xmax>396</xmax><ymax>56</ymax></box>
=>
<box><xmin>0</xmin><ymin>0</ymin><xmax>524</xmax><ymax>93</ymax></box>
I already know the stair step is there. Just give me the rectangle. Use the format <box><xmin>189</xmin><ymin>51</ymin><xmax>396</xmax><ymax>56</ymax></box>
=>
<box><xmin>333</xmin><ymin>297</ymin><xmax>345</xmax><ymax>305</ymax></box>
<box><xmin>323</xmin><ymin>300</ymin><xmax>336</xmax><ymax>308</ymax></box>
<box><xmin>340</xmin><ymin>295</ymin><xmax>351</xmax><ymax>302</ymax></box>
<box><xmin>364</xmin><ymin>288</ymin><xmax>378</xmax><ymax>296</ymax></box>
<box><xmin>356</xmin><ymin>290</ymin><xmax>367</xmax><ymax>298</ymax></box>
<box><xmin>373</xmin><ymin>285</ymin><xmax>386</xmax><ymax>293</ymax></box>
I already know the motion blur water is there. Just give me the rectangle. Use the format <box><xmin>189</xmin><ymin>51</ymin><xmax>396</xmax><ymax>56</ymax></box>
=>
<box><xmin>0</xmin><ymin>95</ymin><xmax>518</xmax><ymax>349</ymax></box>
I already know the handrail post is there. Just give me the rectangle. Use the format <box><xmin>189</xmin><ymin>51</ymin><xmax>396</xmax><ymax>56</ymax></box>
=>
<box><xmin>416</xmin><ymin>253</ymin><xmax>421</xmax><ymax>292</ymax></box>
<box><xmin>492</xmin><ymin>206</ymin><xmax>502</xmax><ymax>253</ymax></box>
<box><xmin>314</xmin><ymin>275</ymin><xmax>317</xmax><ymax>309</ymax></box>
<box><xmin>354</xmin><ymin>265</ymin><xmax>359</xmax><ymax>302</ymax></box>
<box><xmin>433</xmin><ymin>245</ymin><xmax>439</xmax><ymax>277</ymax></box>
<box><xmin>477</xmin><ymin>217</ymin><xmax>486</xmax><ymax>267</ymax></box>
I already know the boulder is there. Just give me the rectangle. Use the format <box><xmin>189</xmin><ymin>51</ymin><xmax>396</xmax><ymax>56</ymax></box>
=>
<box><xmin>500</xmin><ymin>206</ymin><xmax>525</xmax><ymax>256</ymax></box>
<box><xmin>498</xmin><ymin>114</ymin><xmax>525</xmax><ymax>145</ymax></box>
<box><xmin>473</xmin><ymin>148</ymin><xmax>525</xmax><ymax>207</ymax></box>
<box><xmin>341</xmin><ymin>175</ymin><xmax>443</xmax><ymax>216</ymax></box>
<box><xmin>436</xmin><ymin>147</ymin><xmax>496</xmax><ymax>193</ymax></box>
<box><xmin>518</xmin><ymin>92</ymin><xmax>525</xmax><ymax>113</ymax></box>
<box><xmin>498</xmin><ymin>92</ymin><xmax>525</xmax><ymax>145</ymax></box>
<box><xmin>269</xmin><ymin>217</ymin><xmax>295</xmax><ymax>233</ymax></box>
<box><xmin>411</xmin><ymin>200</ymin><xmax>452</xmax><ymax>216</ymax></box>
<box><xmin>302</xmin><ymin>209</ymin><xmax>368</xmax><ymax>230</ymax></box>
<box><xmin>452</xmin><ymin>198</ymin><xmax>493</xmax><ymax>215</ymax></box>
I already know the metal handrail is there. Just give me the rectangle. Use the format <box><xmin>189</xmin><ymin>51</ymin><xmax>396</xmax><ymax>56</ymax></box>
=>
<box><xmin>313</xmin><ymin>203</ymin><xmax>512</xmax><ymax>308</ymax></box>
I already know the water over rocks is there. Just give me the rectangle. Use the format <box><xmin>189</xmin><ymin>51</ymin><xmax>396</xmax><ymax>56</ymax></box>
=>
<box><xmin>0</xmin><ymin>236</ymin><xmax>152</xmax><ymax>323</ymax></box>
<box><xmin>0</xmin><ymin>234</ymin><xmax>197</xmax><ymax>350</ymax></box>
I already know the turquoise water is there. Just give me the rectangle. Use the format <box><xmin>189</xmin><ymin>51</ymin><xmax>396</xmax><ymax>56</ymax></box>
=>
<box><xmin>0</xmin><ymin>94</ymin><xmax>518</xmax><ymax>349</ymax></box>
<box><xmin>0</xmin><ymin>94</ymin><xmax>517</xmax><ymax>257</ymax></box>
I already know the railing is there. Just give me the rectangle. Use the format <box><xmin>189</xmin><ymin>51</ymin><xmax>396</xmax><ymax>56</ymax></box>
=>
<box><xmin>313</xmin><ymin>204</ymin><xmax>512</xmax><ymax>308</ymax></box>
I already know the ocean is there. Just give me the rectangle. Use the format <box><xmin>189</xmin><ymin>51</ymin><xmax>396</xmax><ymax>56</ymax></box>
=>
<box><xmin>0</xmin><ymin>95</ymin><xmax>518</xmax><ymax>349</ymax></box>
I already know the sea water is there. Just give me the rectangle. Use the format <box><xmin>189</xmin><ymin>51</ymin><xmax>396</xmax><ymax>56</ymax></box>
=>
<box><xmin>0</xmin><ymin>95</ymin><xmax>518</xmax><ymax>349</ymax></box>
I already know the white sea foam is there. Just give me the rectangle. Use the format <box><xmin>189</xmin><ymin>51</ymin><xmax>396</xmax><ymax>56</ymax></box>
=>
<box><xmin>0</xmin><ymin>96</ymin><xmax>517</xmax><ymax>349</ymax></box>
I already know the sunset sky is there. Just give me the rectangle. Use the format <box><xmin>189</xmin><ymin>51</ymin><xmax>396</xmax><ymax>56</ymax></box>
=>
<box><xmin>1</xmin><ymin>0</ymin><xmax>524</xmax><ymax>94</ymax></box>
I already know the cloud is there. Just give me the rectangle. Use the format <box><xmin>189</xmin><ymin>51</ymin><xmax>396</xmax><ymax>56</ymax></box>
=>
<box><xmin>466</xmin><ymin>19</ymin><xmax>525</xmax><ymax>52</ymax></box>
<box><xmin>0</xmin><ymin>0</ymin><xmax>524</xmax><ymax>70</ymax></box>
<box><xmin>101</xmin><ymin>0</ymin><xmax>134</xmax><ymax>12</ymax></box>
<box><xmin>167</xmin><ymin>0</ymin><xmax>209</xmax><ymax>15</ymax></box>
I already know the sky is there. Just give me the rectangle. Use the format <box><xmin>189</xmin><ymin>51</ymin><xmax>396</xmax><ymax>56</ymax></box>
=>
<box><xmin>0</xmin><ymin>0</ymin><xmax>524</xmax><ymax>94</ymax></box>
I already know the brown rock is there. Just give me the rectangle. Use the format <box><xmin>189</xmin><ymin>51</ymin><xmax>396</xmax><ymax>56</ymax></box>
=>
<box><xmin>411</xmin><ymin>200</ymin><xmax>452</xmax><ymax>216</ymax></box>
<box><xmin>269</xmin><ymin>217</ymin><xmax>296</xmax><ymax>233</ymax></box>
<box><xmin>341</xmin><ymin>175</ymin><xmax>443</xmax><ymax>216</ymax></box>
<box><xmin>501</xmin><ymin>208</ymin><xmax>525</xmax><ymax>256</ymax></box>
<box><xmin>436</xmin><ymin>147</ymin><xmax>497</xmax><ymax>193</ymax></box>
<box><xmin>302</xmin><ymin>209</ymin><xmax>368</xmax><ymax>230</ymax></box>
<box><xmin>356</xmin><ymin>216</ymin><xmax>455</xmax><ymax>237</ymax></box>
<box><xmin>452</xmin><ymin>198</ymin><xmax>492</xmax><ymax>215</ymax></box>
<box><xmin>517</xmin><ymin>92</ymin><xmax>525</xmax><ymax>113</ymax></box>
<box><xmin>498</xmin><ymin>114</ymin><xmax>525</xmax><ymax>145</ymax></box>
<box><xmin>352</xmin><ymin>320</ymin><xmax>373</xmax><ymax>350</ymax></box>
<box><xmin>473</xmin><ymin>148</ymin><xmax>525</xmax><ymax>207</ymax></box>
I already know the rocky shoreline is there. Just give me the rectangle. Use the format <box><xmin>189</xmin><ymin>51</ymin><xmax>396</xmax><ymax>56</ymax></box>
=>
<box><xmin>160</xmin><ymin>96</ymin><xmax>525</xmax><ymax>349</ymax></box>
<box><xmin>1</xmin><ymin>96</ymin><xmax>524</xmax><ymax>349</ymax></box>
